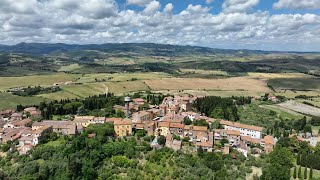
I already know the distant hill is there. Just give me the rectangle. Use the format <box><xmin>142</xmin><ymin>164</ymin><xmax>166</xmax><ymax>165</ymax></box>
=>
<box><xmin>0</xmin><ymin>42</ymin><xmax>277</xmax><ymax>56</ymax></box>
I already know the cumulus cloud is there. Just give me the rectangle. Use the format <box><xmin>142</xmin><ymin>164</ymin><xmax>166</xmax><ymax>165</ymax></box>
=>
<box><xmin>0</xmin><ymin>0</ymin><xmax>319</xmax><ymax>51</ymax></box>
<box><xmin>164</xmin><ymin>3</ymin><xmax>174</xmax><ymax>14</ymax></box>
<box><xmin>127</xmin><ymin>0</ymin><xmax>153</xmax><ymax>6</ymax></box>
<box><xmin>273</xmin><ymin>0</ymin><xmax>320</xmax><ymax>10</ymax></box>
<box><xmin>222</xmin><ymin>0</ymin><xmax>260</xmax><ymax>13</ymax></box>
<box><xmin>143</xmin><ymin>1</ymin><xmax>161</xmax><ymax>14</ymax></box>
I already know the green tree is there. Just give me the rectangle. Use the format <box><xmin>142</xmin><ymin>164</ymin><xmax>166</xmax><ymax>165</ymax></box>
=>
<box><xmin>304</xmin><ymin>166</ymin><xmax>307</xmax><ymax>179</ymax></box>
<box><xmin>298</xmin><ymin>166</ymin><xmax>302</xmax><ymax>179</ymax></box>
<box><xmin>293</xmin><ymin>166</ymin><xmax>297</xmax><ymax>179</ymax></box>
<box><xmin>210</xmin><ymin>107</ymin><xmax>224</xmax><ymax>119</ymax></box>
<box><xmin>309</xmin><ymin>167</ymin><xmax>313</xmax><ymax>179</ymax></box>
<box><xmin>157</xmin><ymin>135</ymin><xmax>166</xmax><ymax>145</ymax></box>
<box><xmin>183</xmin><ymin>117</ymin><xmax>192</xmax><ymax>125</ymax></box>
<box><xmin>297</xmin><ymin>152</ymin><xmax>301</xmax><ymax>165</ymax></box>
<box><xmin>193</xmin><ymin>119</ymin><xmax>209</xmax><ymax>128</ymax></box>
<box><xmin>115</xmin><ymin>109</ymin><xmax>125</xmax><ymax>118</ymax></box>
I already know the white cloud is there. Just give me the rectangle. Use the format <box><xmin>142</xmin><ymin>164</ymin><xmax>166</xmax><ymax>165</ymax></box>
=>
<box><xmin>143</xmin><ymin>1</ymin><xmax>161</xmax><ymax>14</ymax></box>
<box><xmin>127</xmin><ymin>0</ymin><xmax>153</xmax><ymax>6</ymax></box>
<box><xmin>164</xmin><ymin>3</ymin><xmax>174</xmax><ymax>14</ymax></box>
<box><xmin>222</xmin><ymin>0</ymin><xmax>260</xmax><ymax>13</ymax></box>
<box><xmin>0</xmin><ymin>0</ymin><xmax>319</xmax><ymax>51</ymax></box>
<box><xmin>273</xmin><ymin>0</ymin><xmax>320</xmax><ymax>9</ymax></box>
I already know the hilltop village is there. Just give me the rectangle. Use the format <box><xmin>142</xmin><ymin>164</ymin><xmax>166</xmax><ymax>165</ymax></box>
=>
<box><xmin>1</xmin><ymin>94</ymin><xmax>318</xmax><ymax>157</ymax></box>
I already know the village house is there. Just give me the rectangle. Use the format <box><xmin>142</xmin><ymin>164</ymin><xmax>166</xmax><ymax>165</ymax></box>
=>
<box><xmin>114</xmin><ymin>118</ymin><xmax>132</xmax><ymax>137</ymax></box>
<box><xmin>10</xmin><ymin>113</ymin><xmax>23</xmax><ymax>121</ymax></box>
<box><xmin>165</xmin><ymin>133</ymin><xmax>182</xmax><ymax>151</ymax></box>
<box><xmin>4</xmin><ymin>118</ymin><xmax>32</xmax><ymax>129</ymax></box>
<box><xmin>32</xmin><ymin>121</ymin><xmax>77</xmax><ymax>135</ymax></box>
<box><xmin>157</xmin><ymin>121</ymin><xmax>170</xmax><ymax>136</ymax></box>
<box><xmin>1</xmin><ymin>127</ymin><xmax>28</xmax><ymax>143</ymax></box>
<box><xmin>92</xmin><ymin>117</ymin><xmax>106</xmax><ymax>124</ymax></box>
<box><xmin>220</xmin><ymin>120</ymin><xmax>263</xmax><ymax>139</ymax></box>
<box><xmin>132</xmin><ymin>111</ymin><xmax>151</xmax><ymax>122</ymax></box>
<box><xmin>147</xmin><ymin>108</ymin><xmax>162</xmax><ymax>119</ymax></box>
<box><xmin>0</xmin><ymin>109</ymin><xmax>15</xmax><ymax>118</ymax></box>
<box><xmin>73</xmin><ymin>116</ymin><xmax>95</xmax><ymax>127</ymax></box>
<box><xmin>260</xmin><ymin>135</ymin><xmax>276</xmax><ymax>154</ymax></box>
<box><xmin>194</xmin><ymin>132</ymin><xmax>214</xmax><ymax>152</ymax></box>
<box><xmin>237</xmin><ymin>141</ymin><xmax>249</xmax><ymax>157</ymax></box>
<box><xmin>180</xmin><ymin>102</ymin><xmax>192</xmax><ymax>112</ymax></box>
<box><xmin>169</xmin><ymin>123</ymin><xmax>185</xmax><ymax>137</ymax></box>
<box><xmin>133</xmin><ymin>98</ymin><xmax>145</xmax><ymax>105</ymax></box>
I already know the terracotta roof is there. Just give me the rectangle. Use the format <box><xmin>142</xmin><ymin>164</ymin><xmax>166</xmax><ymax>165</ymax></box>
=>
<box><xmin>193</xmin><ymin>126</ymin><xmax>208</xmax><ymax>131</ymax></box>
<box><xmin>106</xmin><ymin>118</ymin><xmax>122</xmax><ymax>123</ymax></box>
<box><xmin>134</xmin><ymin>123</ymin><xmax>145</xmax><ymax>129</ymax></box>
<box><xmin>133</xmin><ymin>111</ymin><xmax>150</xmax><ymax>117</ymax></box>
<box><xmin>93</xmin><ymin>117</ymin><xmax>106</xmax><ymax>121</ymax></box>
<box><xmin>34</xmin><ymin>125</ymin><xmax>51</xmax><ymax>134</ymax></box>
<box><xmin>11</xmin><ymin>113</ymin><xmax>22</xmax><ymax>117</ymax></box>
<box><xmin>24</xmin><ymin>107</ymin><xmax>37</xmax><ymax>112</ymax></box>
<box><xmin>158</xmin><ymin>121</ymin><xmax>170</xmax><ymax>127</ymax></box>
<box><xmin>226</xmin><ymin>130</ymin><xmax>240</xmax><ymax>136</ymax></box>
<box><xmin>134</xmin><ymin>98</ymin><xmax>145</xmax><ymax>102</ymax></box>
<box><xmin>220</xmin><ymin>120</ymin><xmax>263</xmax><ymax>132</ymax></box>
<box><xmin>241</xmin><ymin>135</ymin><xmax>252</xmax><ymax>142</ymax></box>
<box><xmin>170</xmin><ymin>123</ymin><xmax>184</xmax><ymax>129</ymax></box>
<box><xmin>114</xmin><ymin>118</ymin><xmax>132</xmax><ymax>125</ymax></box>
<box><xmin>19</xmin><ymin>136</ymin><xmax>33</xmax><ymax>141</ymax></box>
<box><xmin>184</xmin><ymin>125</ymin><xmax>191</xmax><ymax>130</ymax></box>
<box><xmin>264</xmin><ymin>135</ymin><xmax>275</xmax><ymax>145</ymax></box>
<box><xmin>30</xmin><ymin>111</ymin><xmax>41</xmax><ymax>116</ymax></box>
<box><xmin>12</xmin><ymin>119</ymin><xmax>32</xmax><ymax>126</ymax></box>
<box><xmin>195</xmin><ymin>142</ymin><xmax>213</xmax><ymax>147</ymax></box>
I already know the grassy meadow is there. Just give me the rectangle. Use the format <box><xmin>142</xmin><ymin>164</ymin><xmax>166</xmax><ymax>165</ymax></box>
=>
<box><xmin>0</xmin><ymin>92</ymin><xmax>44</xmax><ymax>110</ymax></box>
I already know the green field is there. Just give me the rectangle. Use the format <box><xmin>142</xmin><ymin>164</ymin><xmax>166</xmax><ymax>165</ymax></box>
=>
<box><xmin>259</xmin><ymin>104</ymin><xmax>304</xmax><ymax>119</ymax></box>
<box><xmin>0</xmin><ymin>73</ymin><xmax>81</xmax><ymax>91</ymax></box>
<box><xmin>268</xmin><ymin>78</ymin><xmax>320</xmax><ymax>91</ymax></box>
<box><xmin>0</xmin><ymin>92</ymin><xmax>44</xmax><ymax>110</ymax></box>
<box><xmin>238</xmin><ymin>102</ymin><xmax>302</xmax><ymax>128</ymax></box>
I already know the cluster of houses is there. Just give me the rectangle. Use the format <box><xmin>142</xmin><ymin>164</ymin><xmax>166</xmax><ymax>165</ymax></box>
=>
<box><xmin>1</xmin><ymin>95</ymin><xmax>319</xmax><ymax>157</ymax></box>
<box><xmin>103</xmin><ymin>96</ymin><xmax>278</xmax><ymax>155</ymax></box>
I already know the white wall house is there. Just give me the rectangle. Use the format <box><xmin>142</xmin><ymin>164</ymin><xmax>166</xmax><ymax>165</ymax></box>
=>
<box><xmin>220</xmin><ymin>120</ymin><xmax>263</xmax><ymax>139</ymax></box>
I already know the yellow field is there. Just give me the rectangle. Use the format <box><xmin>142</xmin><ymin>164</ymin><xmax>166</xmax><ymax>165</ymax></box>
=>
<box><xmin>38</xmin><ymin>83</ymin><xmax>107</xmax><ymax>100</ymax></box>
<box><xmin>144</xmin><ymin>77</ymin><xmax>271</xmax><ymax>93</ymax></box>
<box><xmin>58</xmin><ymin>63</ymin><xmax>81</xmax><ymax>72</ymax></box>
<box><xmin>105</xmin><ymin>81</ymin><xmax>150</xmax><ymax>94</ymax></box>
<box><xmin>179</xmin><ymin>69</ymin><xmax>229</xmax><ymax>76</ymax></box>
<box><xmin>0</xmin><ymin>73</ymin><xmax>81</xmax><ymax>91</ymax></box>
<box><xmin>75</xmin><ymin>72</ymin><xmax>171</xmax><ymax>83</ymax></box>
<box><xmin>247</xmin><ymin>72</ymin><xmax>312</xmax><ymax>79</ymax></box>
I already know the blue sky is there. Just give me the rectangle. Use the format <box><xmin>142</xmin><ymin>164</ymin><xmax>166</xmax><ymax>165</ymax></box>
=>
<box><xmin>0</xmin><ymin>0</ymin><xmax>320</xmax><ymax>51</ymax></box>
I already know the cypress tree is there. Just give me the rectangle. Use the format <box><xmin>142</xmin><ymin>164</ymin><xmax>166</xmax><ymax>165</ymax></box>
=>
<box><xmin>304</xmin><ymin>166</ymin><xmax>307</xmax><ymax>179</ymax></box>
<box><xmin>301</xmin><ymin>151</ymin><xmax>307</xmax><ymax>166</ymax></box>
<box><xmin>293</xmin><ymin>166</ymin><xmax>297</xmax><ymax>179</ymax></box>
<box><xmin>297</xmin><ymin>152</ymin><xmax>301</xmax><ymax>165</ymax></box>
<box><xmin>309</xmin><ymin>167</ymin><xmax>313</xmax><ymax>179</ymax></box>
<box><xmin>298</xmin><ymin>166</ymin><xmax>302</xmax><ymax>179</ymax></box>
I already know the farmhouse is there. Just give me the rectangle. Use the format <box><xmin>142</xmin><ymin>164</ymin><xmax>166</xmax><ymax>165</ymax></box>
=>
<box><xmin>220</xmin><ymin>120</ymin><xmax>263</xmax><ymax>139</ymax></box>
